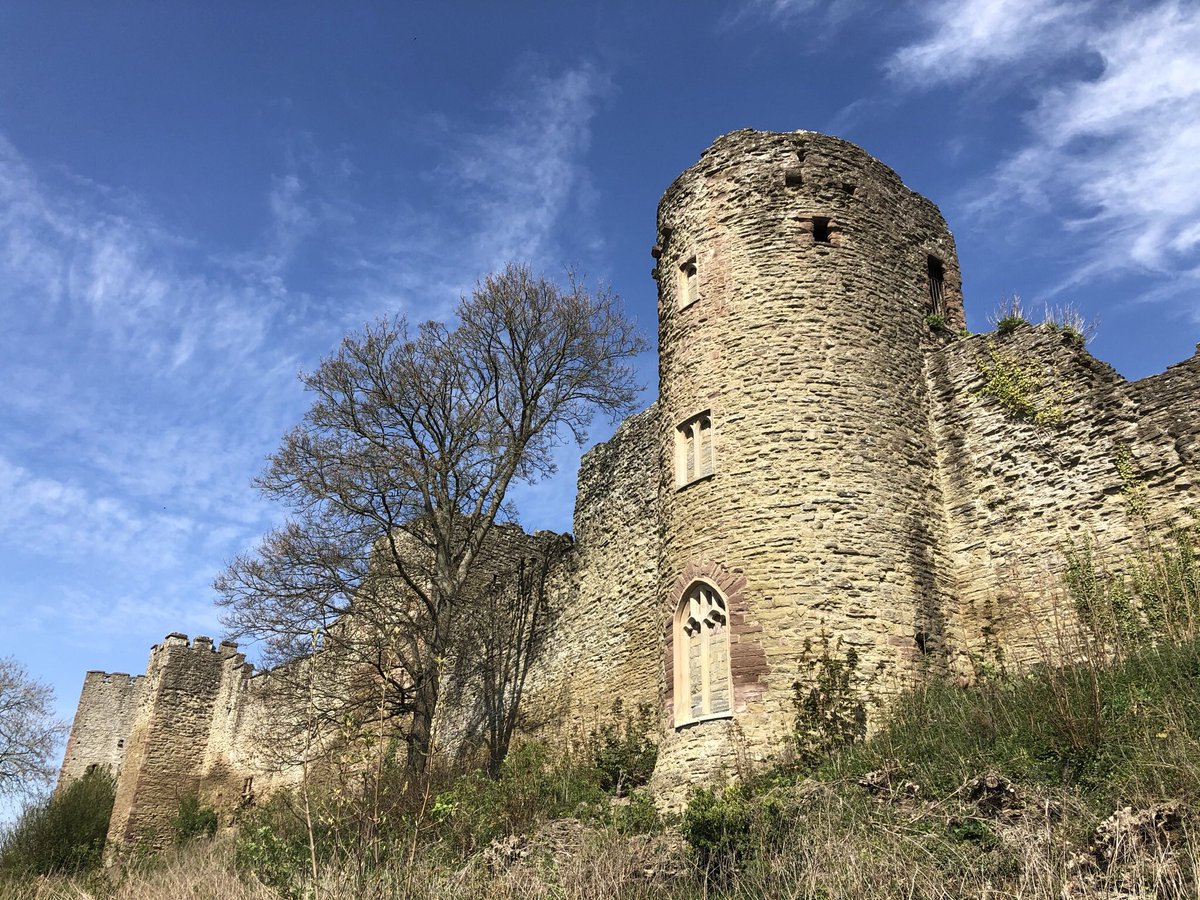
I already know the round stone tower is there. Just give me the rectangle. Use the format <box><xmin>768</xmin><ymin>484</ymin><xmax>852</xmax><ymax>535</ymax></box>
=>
<box><xmin>650</xmin><ymin>130</ymin><xmax>965</xmax><ymax>802</ymax></box>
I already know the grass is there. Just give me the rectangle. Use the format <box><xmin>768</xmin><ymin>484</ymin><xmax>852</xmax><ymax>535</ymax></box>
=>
<box><xmin>10</xmin><ymin>784</ymin><xmax>1194</xmax><ymax>899</ymax></box>
<box><xmin>990</xmin><ymin>294</ymin><xmax>1027</xmax><ymax>334</ymax></box>
<box><xmin>827</xmin><ymin>639</ymin><xmax>1200</xmax><ymax>803</ymax></box>
<box><xmin>18</xmin><ymin>639</ymin><xmax>1200</xmax><ymax>899</ymax></box>
<box><xmin>1041</xmin><ymin>302</ymin><xmax>1096</xmax><ymax>348</ymax></box>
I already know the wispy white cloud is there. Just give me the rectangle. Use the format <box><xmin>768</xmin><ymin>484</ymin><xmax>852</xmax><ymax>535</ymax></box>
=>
<box><xmin>0</xmin><ymin>134</ymin><xmax>318</xmax><ymax>652</ymax></box>
<box><xmin>890</xmin><ymin>0</ymin><xmax>1200</xmax><ymax>307</ymax></box>
<box><xmin>731</xmin><ymin>0</ymin><xmax>869</xmax><ymax>34</ymax></box>
<box><xmin>449</xmin><ymin>62</ymin><xmax>612</xmax><ymax>274</ymax></box>
<box><xmin>347</xmin><ymin>62</ymin><xmax>614</xmax><ymax>326</ymax></box>
<box><xmin>444</xmin><ymin>62</ymin><xmax>621</xmax><ymax>527</ymax></box>
<box><xmin>0</xmin><ymin>58</ymin><xmax>616</xmax><ymax>659</ymax></box>
<box><xmin>887</xmin><ymin>0</ymin><xmax>1089</xmax><ymax>85</ymax></box>
<box><xmin>229</xmin><ymin>135</ymin><xmax>359</xmax><ymax>295</ymax></box>
<box><xmin>0</xmin><ymin>454</ymin><xmax>192</xmax><ymax>565</ymax></box>
<box><xmin>0</xmin><ymin>136</ymin><xmax>293</xmax><ymax>375</ymax></box>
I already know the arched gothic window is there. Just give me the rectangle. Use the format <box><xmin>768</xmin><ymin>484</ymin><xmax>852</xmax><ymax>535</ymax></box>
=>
<box><xmin>674</xmin><ymin>582</ymin><xmax>732</xmax><ymax>727</ymax></box>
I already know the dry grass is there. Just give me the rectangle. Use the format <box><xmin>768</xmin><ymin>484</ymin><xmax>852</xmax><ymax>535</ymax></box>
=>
<box><xmin>5</xmin><ymin>785</ymin><xmax>1197</xmax><ymax>900</ymax></box>
<box><xmin>0</xmin><ymin>838</ymin><xmax>274</xmax><ymax>900</ymax></box>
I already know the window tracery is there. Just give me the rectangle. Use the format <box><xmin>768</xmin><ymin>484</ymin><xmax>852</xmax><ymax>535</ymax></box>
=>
<box><xmin>673</xmin><ymin>581</ymin><xmax>732</xmax><ymax>727</ymax></box>
<box><xmin>676</xmin><ymin>412</ymin><xmax>714</xmax><ymax>486</ymax></box>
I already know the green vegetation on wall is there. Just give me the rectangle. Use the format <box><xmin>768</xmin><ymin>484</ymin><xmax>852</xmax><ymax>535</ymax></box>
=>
<box><xmin>975</xmin><ymin>341</ymin><xmax>1065</xmax><ymax>426</ymax></box>
<box><xmin>1064</xmin><ymin>525</ymin><xmax>1200</xmax><ymax>646</ymax></box>
<box><xmin>791</xmin><ymin>633</ymin><xmax>871</xmax><ymax>769</ymax></box>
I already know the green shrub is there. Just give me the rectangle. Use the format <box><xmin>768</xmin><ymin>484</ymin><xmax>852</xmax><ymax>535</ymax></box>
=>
<box><xmin>432</xmin><ymin>740</ymin><xmax>606</xmax><ymax>852</ymax></box>
<box><xmin>681</xmin><ymin>783</ymin><xmax>789</xmax><ymax>879</ymax></box>
<box><xmin>172</xmin><ymin>793</ymin><xmax>218</xmax><ymax>845</ymax></box>
<box><xmin>1042</xmin><ymin>302</ymin><xmax>1095</xmax><ymax>348</ymax></box>
<box><xmin>793</xmin><ymin>633</ymin><xmax>869</xmax><ymax>769</ymax></box>
<box><xmin>925</xmin><ymin>312</ymin><xmax>947</xmax><ymax>332</ymax></box>
<box><xmin>995</xmin><ymin>315</ymin><xmax>1026</xmax><ymax>334</ymax></box>
<box><xmin>613</xmin><ymin>789</ymin><xmax>661</xmax><ymax>835</ymax></box>
<box><xmin>991</xmin><ymin>295</ymin><xmax>1027</xmax><ymax>334</ymax></box>
<box><xmin>233</xmin><ymin>794</ymin><xmax>314</xmax><ymax>899</ymax></box>
<box><xmin>1050</xmin><ymin>324</ymin><xmax>1087</xmax><ymax>348</ymax></box>
<box><xmin>0</xmin><ymin>766</ymin><xmax>115</xmax><ymax>876</ymax></box>
<box><xmin>946</xmin><ymin>817</ymin><xmax>998</xmax><ymax>850</ymax></box>
<box><xmin>681</xmin><ymin>786</ymin><xmax>754</xmax><ymax>875</ymax></box>
<box><xmin>591</xmin><ymin>700</ymin><xmax>658</xmax><ymax>795</ymax></box>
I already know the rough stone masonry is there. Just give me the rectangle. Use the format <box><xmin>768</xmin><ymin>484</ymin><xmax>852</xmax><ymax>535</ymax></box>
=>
<box><xmin>59</xmin><ymin>129</ymin><xmax>1200</xmax><ymax>840</ymax></box>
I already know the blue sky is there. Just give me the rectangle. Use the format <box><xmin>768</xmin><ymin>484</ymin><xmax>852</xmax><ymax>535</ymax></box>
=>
<box><xmin>1</xmin><ymin>0</ymin><xmax>1198</xmax><ymax>750</ymax></box>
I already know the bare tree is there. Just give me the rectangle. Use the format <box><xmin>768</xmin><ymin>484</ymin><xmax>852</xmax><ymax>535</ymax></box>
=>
<box><xmin>216</xmin><ymin>263</ymin><xmax>645</xmax><ymax>777</ymax></box>
<box><xmin>0</xmin><ymin>657</ymin><xmax>66</xmax><ymax>797</ymax></box>
<box><xmin>478</xmin><ymin>536</ymin><xmax>570</xmax><ymax>774</ymax></box>
<box><xmin>439</xmin><ymin>529</ymin><xmax>572</xmax><ymax>775</ymax></box>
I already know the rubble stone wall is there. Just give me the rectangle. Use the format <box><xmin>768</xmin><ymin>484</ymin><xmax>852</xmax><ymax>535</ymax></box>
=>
<box><xmin>650</xmin><ymin>130</ymin><xmax>966</xmax><ymax>804</ymax></box>
<box><xmin>57</xmin><ymin>671</ymin><xmax>145</xmax><ymax>786</ymax></box>
<box><xmin>518</xmin><ymin>404</ymin><xmax>664</xmax><ymax>743</ymax></box>
<box><xmin>926</xmin><ymin>329</ymin><xmax>1200</xmax><ymax>671</ymax></box>
<box><xmin>58</xmin><ymin>128</ymin><xmax>1199</xmax><ymax>834</ymax></box>
<box><xmin>105</xmin><ymin>636</ymin><xmax>226</xmax><ymax>849</ymax></box>
<box><xmin>1130</xmin><ymin>350</ymin><xmax>1200</xmax><ymax>527</ymax></box>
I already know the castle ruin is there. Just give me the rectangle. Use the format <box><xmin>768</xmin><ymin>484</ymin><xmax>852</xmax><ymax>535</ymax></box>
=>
<box><xmin>59</xmin><ymin>129</ymin><xmax>1200</xmax><ymax>841</ymax></box>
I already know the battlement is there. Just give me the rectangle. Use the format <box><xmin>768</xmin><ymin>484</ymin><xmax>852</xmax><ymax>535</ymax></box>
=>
<box><xmin>155</xmin><ymin>632</ymin><xmax>212</xmax><ymax>650</ymax></box>
<box><xmin>84</xmin><ymin>671</ymin><xmax>142</xmax><ymax>685</ymax></box>
<box><xmin>145</xmin><ymin>633</ymin><xmax>250</xmax><ymax>670</ymax></box>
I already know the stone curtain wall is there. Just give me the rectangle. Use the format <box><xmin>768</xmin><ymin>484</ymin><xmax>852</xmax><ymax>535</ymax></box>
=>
<box><xmin>1130</xmin><ymin>350</ymin><xmax>1200</xmax><ymax>523</ymax></box>
<box><xmin>516</xmin><ymin>405</ymin><xmax>664</xmax><ymax>744</ymax></box>
<box><xmin>198</xmin><ymin>642</ymin><xmax>276</xmax><ymax>811</ymax></box>
<box><xmin>927</xmin><ymin>329</ymin><xmax>1200</xmax><ymax>671</ymax></box>
<box><xmin>57</xmin><ymin>671</ymin><xmax>145</xmax><ymax>787</ymax></box>
<box><xmin>106</xmin><ymin>636</ymin><xmax>225</xmax><ymax>848</ymax></box>
<box><xmin>98</xmin><ymin>635</ymin><xmax>297</xmax><ymax>850</ymax></box>
<box><xmin>651</xmin><ymin>130</ymin><xmax>965</xmax><ymax>803</ymax></box>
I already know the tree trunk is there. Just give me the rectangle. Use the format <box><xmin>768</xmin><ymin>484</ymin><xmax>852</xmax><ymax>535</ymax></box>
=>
<box><xmin>406</xmin><ymin>671</ymin><xmax>440</xmax><ymax>781</ymax></box>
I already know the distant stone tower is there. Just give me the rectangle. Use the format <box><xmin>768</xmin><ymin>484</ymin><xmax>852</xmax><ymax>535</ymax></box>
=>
<box><xmin>650</xmin><ymin>130</ymin><xmax>966</xmax><ymax>798</ymax></box>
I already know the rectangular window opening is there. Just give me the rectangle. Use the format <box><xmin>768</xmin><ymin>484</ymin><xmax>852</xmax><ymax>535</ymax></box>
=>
<box><xmin>927</xmin><ymin>256</ymin><xmax>945</xmax><ymax>315</ymax></box>
<box><xmin>812</xmin><ymin>217</ymin><xmax>831</xmax><ymax>244</ymax></box>
<box><xmin>678</xmin><ymin>256</ymin><xmax>698</xmax><ymax>309</ymax></box>
<box><xmin>676</xmin><ymin>411</ymin><xmax>714</xmax><ymax>486</ymax></box>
